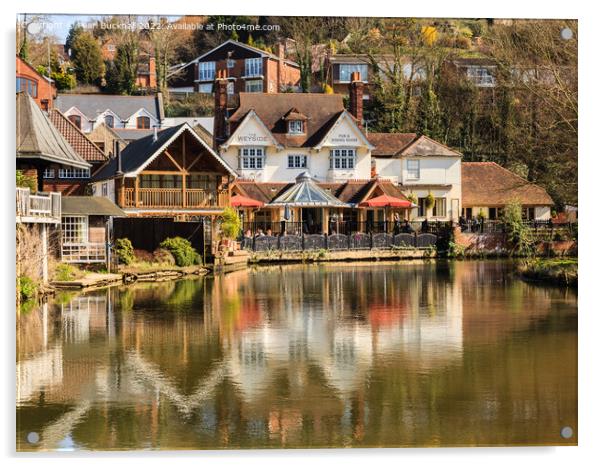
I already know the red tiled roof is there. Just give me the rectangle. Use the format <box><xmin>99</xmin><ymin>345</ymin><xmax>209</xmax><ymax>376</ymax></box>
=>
<box><xmin>49</xmin><ymin>109</ymin><xmax>108</xmax><ymax>163</ymax></box>
<box><xmin>462</xmin><ymin>162</ymin><xmax>554</xmax><ymax>207</ymax></box>
<box><xmin>367</xmin><ymin>133</ymin><xmax>417</xmax><ymax>156</ymax></box>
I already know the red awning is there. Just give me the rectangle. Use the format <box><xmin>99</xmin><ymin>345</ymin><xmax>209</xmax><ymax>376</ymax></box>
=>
<box><xmin>231</xmin><ymin>194</ymin><xmax>265</xmax><ymax>208</ymax></box>
<box><xmin>359</xmin><ymin>194</ymin><xmax>413</xmax><ymax>208</ymax></box>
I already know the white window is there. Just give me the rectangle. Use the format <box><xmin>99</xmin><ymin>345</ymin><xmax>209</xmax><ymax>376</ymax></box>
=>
<box><xmin>59</xmin><ymin>168</ymin><xmax>91</xmax><ymax>179</ymax></box>
<box><xmin>407</xmin><ymin>160</ymin><xmax>420</xmax><ymax>179</ymax></box>
<box><xmin>43</xmin><ymin>168</ymin><xmax>55</xmax><ymax>179</ymax></box>
<box><xmin>199</xmin><ymin>61</ymin><xmax>216</xmax><ymax>81</ymax></box>
<box><xmin>61</xmin><ymin>216</ymin><xmax>88</xmax><ymax>243</ymax></box>
<box><xmin>239</xmin><ymin>147</ymin><xmax>265</xmax><ymax>170</ymax></box>
<box><xmin>102</xmin><ymin>183</ymin><xmax>108</xmax><ymax>197</ymax></box>
<box><xmin>287</xmin><ymin>155</ymin><xmax>307</xmax><ymax>169</ymax></box>
<box><xmin>433</xmin><ymin>197</ymin><xmax>447</xmax><ymax>217</ymax></box>
<box><xmin>339</xmin><ymin>64</ymin><xmax>368</xmax><ymax>82</ymax></box>
<box><xmin>329</xmin><ymin>149</ymin><xmax>356</xmax><ymax>170</ymax></box>
<box><xmin>198</xmin><ymin>83</ymin><xmax>213</xmax><ymax>93</ymax></box>
<box><xmin>227</xmin><ymin>82</ymin><xmax>235</xmax><ymax>95</ymax></box>
<box><xmin>245</xmin><ymin>79</ymin><xmax>263</xmax><ymax>93</ymax></box>
<box><xmin>466</xmin><ymin>67</ymin><xmax>496</xmax><ymax>87</ymax></box>
<box><xmin>227</xmin><ymin>59</ymin><xmax>235</xmax><ymax>69</ymax></box>
<box><xmin>245</xmin><ymin>58</ymin><xmax>263</xmax><ymax>77</ymax></box>
<box><xmin>288</xmin><ymin>120</ymin><xmax>304</xmax><ymax>134</ymax></box>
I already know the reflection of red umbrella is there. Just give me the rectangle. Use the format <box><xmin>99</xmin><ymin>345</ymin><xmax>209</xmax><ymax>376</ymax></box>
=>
<box><xmin>360</xmin><ymin>194</ymin><xmax>412</xmax><ymax>208</ymax></box>
<box><xmin>231</xmin><ymin>194</ymin><xmax>264</xmax><ymax>208</ymax></box>
<box><xmin>369</xmin><ymin>304</ymin><xmax>407</xmax><ymax>328</ymax></box>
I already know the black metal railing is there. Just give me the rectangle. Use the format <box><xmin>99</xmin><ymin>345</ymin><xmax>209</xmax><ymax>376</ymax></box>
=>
<box><xmin>459</xmin><ymin>219</ymin><xmax>576</xmax><ymax>235</ymax></box>
<box><xmin>241</xmin><ymin>220</ymin><xmax>452</xmax><ymax>237</ymax></box>
<box><xmin>240</xmin><ymin>231</ymin><xmax>440</xmax><ymax>253</ymax></box>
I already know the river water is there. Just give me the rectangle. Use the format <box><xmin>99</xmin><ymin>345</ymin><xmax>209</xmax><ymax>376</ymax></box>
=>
<box><xmin>16</xmin><ymin>260</ymin><xmax>577</xmax><ymax>450</ymax></box>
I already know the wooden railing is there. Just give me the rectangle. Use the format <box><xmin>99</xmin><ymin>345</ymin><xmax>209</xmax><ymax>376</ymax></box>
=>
<box><xmin>61</xmin><ymin>242</ymin><xmax>106</xmax><ymax>263</ymax></box>
<box><xmin>122</xmin><ymin>187</ymin><xmax>228</xmax><ymax>209</ymax></box>
<box><xmin>16</xmin><ymin>188</ymin><xmax>61</xmax><ymax>224</ymax></box>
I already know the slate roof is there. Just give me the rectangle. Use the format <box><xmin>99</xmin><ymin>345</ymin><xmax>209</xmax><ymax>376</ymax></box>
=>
<box><xmin>270</xmin><ymin>172</ymin><xmax>350</xmax><ymax>207</ymax></box>
<box><xmin>112</xmin><ymin>128</ymin><xmax>157</xmax><ymax>141</ymax></box>
<box><xmin>61</xmin><ymin>196</ymin><xmax>126</xmax><ymax>217</ymax></box>
<box><xmin>16</xmin><ymin>92</ymin><xmax>90</xmax><ymax>169</ymax></box>
<box><xmin>228</xmin><ymin>93</ymin><xmax>348</xmax><ymax>148</ymax></box>
<box><xmin>48</xmin><ymin>109</ymin><xmax>108</xmax><ymax>163</ymax></box>
<box><xmin>55</xmin><ymin>93</ymin><xmax>164</xmax><ymax>121</ymax></box>
<box><xmin>92</xmin><ymin>124</ymin><xmax>236</xmax><ymax>181</ymax></box>
<box><xmin>462</xmin><ymin>162</ymin><xmax>554</xmax><ymax>207</ymax></box>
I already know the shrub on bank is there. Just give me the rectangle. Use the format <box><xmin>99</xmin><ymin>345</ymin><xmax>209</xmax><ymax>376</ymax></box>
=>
<box><xmin>18</xmin><ymin>276</ymin><xmax>38</xmax><ymax>301</ymax></box>
<box><xmin>159</xmin><ymin>237</ymin><xmax>201</xmax><ymax>267</ymax></box>
<box><xmin>153</xmin><ymin>248</ymin><xmax>176</xmax><ymax>266</ymax></box>
<box><xmin>115</xmin><ymin>238</ymin><xmax>135</xmax><ymax>265</ymax></box>
<box><xmin>53</xmin><ymin>263</ymin><xmax>79</xmax><ymax>281</ymax></box>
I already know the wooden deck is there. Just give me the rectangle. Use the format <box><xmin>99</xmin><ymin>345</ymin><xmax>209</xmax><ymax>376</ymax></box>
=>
<box><xmin>16</xmin><ymin>188</ymin><xmax>61</xmax><ymax>224</ymax></box>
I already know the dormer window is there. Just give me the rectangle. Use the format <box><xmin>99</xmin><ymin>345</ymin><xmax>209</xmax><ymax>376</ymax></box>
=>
<box><xmin>68</xmin><ymin>114</ymin><xmax>82</xmax><ymax>129</ymax></box>
<box><xmin>288</xmin><ymin>120</ymin><xmax>304</xmax><ymax>134</ymax></box>
<box><xmin>137</xmin><ymin>116</ymin><xmax>150</xmax><ymax>129</ymax></box>
<box><xmin>105</xmin><ymin>115</ymin><xmax>114</xmax><ymax>128</ymax></box>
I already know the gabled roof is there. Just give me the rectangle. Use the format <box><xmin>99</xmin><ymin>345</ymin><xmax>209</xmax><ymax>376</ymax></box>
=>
<box><xmin>61</xmin><ymin>196</ymin><xmax>126</xmax><ymax>217</ymax></box>
<box><xmin>270</xmin><ymin>172</ymin><xmax>350</xmax><ymax>207</ymax></box>
<box><xmin>462</xmin><ymin>162</ymin><xmax>554</xmax><ymax>207</ymax></box>
<box><xmin>400</xmin><ymin>135</ymin><xmax>462</xmax><ymax>157</ymax></box>
<box><xmin>48</xmin><ymin>109</ymin><xmax>108</xmax><ymax>163</ymax></box>
<box><xmin>170</xmin><ymin>39</ymin><xmax>300</xmax><ymax>78</ymax></box>
<box><xmin>227</xmin><ymin>93</ymin><xmax>350</xmax><ymax>148</ymax></box>
<box><xmin>313</xmin><ymin>111</ymin><xmax>375</xmax><ymax>150</ymax></box>
<box><xmin>92</xmin><ymin>123</ymin><xmax>236</xmax><ymax>181</ymax></box>
<box><xmin>282</xmin><ymin>107</ymin><xmax>308</xmax><ymax>121</ymax></box>
<box><xmin>16</xmin><ymin>93</ymin><xmax>90</xmax><ymax>169</ymax></box>
<box><xmin>222</xmin><ymin>109</ymin><xmax>283</xmax><ymax>150</ymax></box>
<box><xmin>55</xmin><ymin>93</ymin><xmax>164</xmax><ymax>121</ymax></box>
<box><xmin>367</xmin><ymin>133</ymin><xmax>417</xmax><ymax>157</ymax></box>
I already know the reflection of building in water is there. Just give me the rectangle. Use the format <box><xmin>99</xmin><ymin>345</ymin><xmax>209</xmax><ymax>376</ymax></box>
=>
<box><xmin>17</xmin><ymin>346</ymin><xmax>63</xmax><ymax>404</ymax></box>
<box><xmin>60</xmin><ymin>294</ymin><xmax>112</xmax><ymax>344</ymax></box>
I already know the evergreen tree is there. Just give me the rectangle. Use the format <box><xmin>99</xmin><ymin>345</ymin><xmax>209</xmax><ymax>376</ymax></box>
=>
<box><xmin>71</xmin><ymin>31</ymin><xmax>105</xmax><ymax>85</ymax></box>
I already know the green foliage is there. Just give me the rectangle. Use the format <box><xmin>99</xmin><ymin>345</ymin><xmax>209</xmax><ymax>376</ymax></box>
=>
<box><xmin>16</xmin><ymin>170</ymin><xmax>37</xmax><ymax>191</ymax></box>
<box><xmin>502</xmin><ymin>201</ymin><xmax>534</xmax><ymax>256</ymax></box>
<box><xmin>114</xmin><ymin>238</ymin><xmax>135</xmax><ymax>265</ymax></box>
<box><xmin>425</xmin><ymin>192</ymin><xmax>435</xmax><ymax>210</ymax></box>
<box><xmin>18</xmin><ymin>276</ymin><xmax>37</xmax><ymax>301</ymax></box>
<box><xmin>51</xmin><ymin>70</ymin><xmax>77</xmax><ymax>91</ymax></box>
<box><xmin>71</xmin><ymin>30</ymin><xmax>105</xmax><ymax>85</ymax></box>
<box><xmin>447</xmin><ymin>240</ymin><xmax>466</xmax><ymax>258</ymax></box>
<box><xmin>220</xmin><ymin>207</ymin><xmax>242</xmax><ymax>240</ymax></box>
<box><xmin>159</xmin><ymin>237</ymin><xmax>201</xmax><ymax>267</ymax></box>
<box><xmin>406</xmin><ymin>193</ymin><xmax>418</xmax><ymax>205</ymax></box>
<box><xmin>53</xmin><ymin>263</ymin><xmax>78</xmax><ymax>281</ymax></box>
<box><xmin>105</xmin><ymin>41</ymin><xmax>139</xmax><ymax>94</ymax></box>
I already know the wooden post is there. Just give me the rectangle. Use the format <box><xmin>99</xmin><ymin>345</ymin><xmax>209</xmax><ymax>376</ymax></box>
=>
<box><xmin>134</xmin><ymin>177</ymin><xmax>140</xmax><ymax>207</ymax></box>
<box><xmin>182</xmin><ymin>173</ymin><xmax>187</xmax><ymax>207</ymax></box>
<box><xmin>182</xmin><ymin>134</ymin><xmax>187</xmax><ymax>207</ymax></box>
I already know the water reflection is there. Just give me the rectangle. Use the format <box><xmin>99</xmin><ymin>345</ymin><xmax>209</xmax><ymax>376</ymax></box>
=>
<box><xmin>16</xmin><ymin>261</ymin><xmax>577</xmax><ymax>450</ymax></box>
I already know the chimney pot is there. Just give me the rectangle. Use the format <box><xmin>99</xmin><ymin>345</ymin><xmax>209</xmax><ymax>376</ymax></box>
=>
<box><xmin>349</xmin><ymin>72</ymin><xmax>365</xmax><ymax>123</ymax></box>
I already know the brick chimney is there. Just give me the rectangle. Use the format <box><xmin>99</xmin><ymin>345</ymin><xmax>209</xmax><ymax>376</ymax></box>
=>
<box><xmin>348</xmin><ymin>71</ymin><xmax>364</xmax><ymax>123</ymax></box>
<box><xmin>213</xmin><ymin>69</ymin><xmax>229</xmax><ymax>149</ymax></box>
<box><xmin>148</xmin><ymin>57</ymin><xmax>157</xmax><ymax>88</ymax></box>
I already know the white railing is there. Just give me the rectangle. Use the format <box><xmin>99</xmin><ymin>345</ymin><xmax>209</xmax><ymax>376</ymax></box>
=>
<box><xmin>16</xmin><ymin>188</ymin><xmax>61</xmax><ymax>224</ymax></box>
<box><xmin>61</xmin><ymin>242</ymin><xmax>106</xmax><ymax>264</ymax></box>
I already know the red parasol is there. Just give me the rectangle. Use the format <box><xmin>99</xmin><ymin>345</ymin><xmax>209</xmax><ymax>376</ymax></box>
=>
<box><xmin>359</xmin><ymin>194</ymin><xmax>413</xmax><ymax>208</ymax></box>
<box><xmin>230</xmin><ymin>194</ymin><xmax>265</xmax><ymax>208</ymax></box>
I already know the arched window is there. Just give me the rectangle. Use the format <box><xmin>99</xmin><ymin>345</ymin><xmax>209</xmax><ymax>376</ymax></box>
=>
<box><xmin>68</xmin><ymin>114</ymin><xmax>82</xmax><ymax>129</ymax></box>
<box><xmin>105</xmin><ymin>115</ymin><xmax>114</xmax><ymax>128</ymax></box>
<box><xmin>137</xmin><ymin>116</ymin><xmax>150</xmax><ymax>129</ymax></box>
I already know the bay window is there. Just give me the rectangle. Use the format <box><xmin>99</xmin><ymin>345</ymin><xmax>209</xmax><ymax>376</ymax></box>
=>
<box><xmin>239</xmin><ymin>147</ymin><xmax>265</xmax><ymax>170</ymax></box>
<box><xmin>329</xmin><ymin>149</ymin><xmax>356</xmax><ymax>170</ymax></box>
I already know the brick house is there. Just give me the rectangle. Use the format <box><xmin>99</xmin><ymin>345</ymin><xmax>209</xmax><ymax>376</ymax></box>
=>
<box><xmin>16</xmin><ymin>55</ymin><xmax>56</xmax><ymax>111</ymax></box>
<box><xmin>168</xmin><ymin>39</ymin><xmax>301</xmax><ymax>95</ymax></box>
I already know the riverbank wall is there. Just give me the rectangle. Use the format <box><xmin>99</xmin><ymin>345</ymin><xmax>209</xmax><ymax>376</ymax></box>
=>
<box><xmin>249</xmin><ymin>248</ymin><xmax>433</xmax><ymax>264</ymax></box>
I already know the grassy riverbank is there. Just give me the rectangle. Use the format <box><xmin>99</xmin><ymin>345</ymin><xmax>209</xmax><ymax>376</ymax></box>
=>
<box><xmin>517</xmin><ymin>258</ymin><xmax>578</xmax><ymax>287</ymax></box>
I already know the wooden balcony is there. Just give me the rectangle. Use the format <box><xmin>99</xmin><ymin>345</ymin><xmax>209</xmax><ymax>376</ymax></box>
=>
<box><xmin>122</xmin><ymin>188</ymin><xmax>229</xmax><ymax>209</ymax></box>
<box><xmin>16</xmin><ymin>188</ymin><xmax>61</xmax><ymax>224</ymax></box>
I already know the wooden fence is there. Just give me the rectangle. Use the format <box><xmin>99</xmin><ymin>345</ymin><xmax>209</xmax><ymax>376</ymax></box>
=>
<box><xmin>113</xmin><ymin>217</ymin><xmax>207</xmax><ymax>255</ymax></box>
